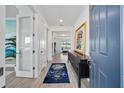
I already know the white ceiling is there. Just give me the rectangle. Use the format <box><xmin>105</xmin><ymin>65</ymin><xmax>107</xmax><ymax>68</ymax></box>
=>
<box><xmin>38</xmin><ymin>5</ymin><xmax>85</xmax><ymax>26</ymax></box>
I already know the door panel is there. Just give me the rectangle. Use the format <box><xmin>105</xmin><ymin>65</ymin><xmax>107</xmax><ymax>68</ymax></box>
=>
<box><xmin>91</xmin><ymin>6</ymin><xmax>97</xmax><ymax>52</ymax></box>
<box><xmin>90</xmin><ymin>62</ymin><xmax>97</xmax><ymax>88</ymax></box>
<box><xmin>37</xmin><ymin>23</ymin><xmax>47</xmax><ymax>75</ymax></box>
<box><xmin>19</xmin><ymin>17</ymin><xmax>32</xmax><ymax>71</ymax></box>
<box><xmin>98</xmin><ymin>69</ymin><xmax>107</xmax><ymax>88</ymax></box>
<box><xmin>90</xmin><ymin>5</ymin><xmax>120</xmax><ymax>88</ymax></box>
<box><xmin>16</xmin><ymin>15</ymin><xmax>34</xmax><ymax>78</ymax></box>
<box><xmin>99</xmin><ymin>6</ymin><xmax>108</xmax><ymax>55</ymax></box>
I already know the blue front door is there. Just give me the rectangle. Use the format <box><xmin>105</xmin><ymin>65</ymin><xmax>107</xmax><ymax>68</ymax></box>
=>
<box><xmin>90</xmin><ymin>5</ymin><xmax>120</xmax><ymax>88</ymax></box>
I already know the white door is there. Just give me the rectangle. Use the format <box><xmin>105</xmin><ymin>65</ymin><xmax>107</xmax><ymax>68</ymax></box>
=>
<box><xmin>38</xmin><ymin>24</ymin><xmax>47</xmax><ymax>74</ymax></box>
<box><xmin>16</xmin><ymin>15</ymin><xmax>34</xmax><ymax>78</ymax></box>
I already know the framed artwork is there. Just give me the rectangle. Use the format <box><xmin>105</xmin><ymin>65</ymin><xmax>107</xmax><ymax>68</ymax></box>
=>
<box><xmin>74</xmin><ymin>22</ymin><xmax>86</xmax><ymax>55</ymax></box>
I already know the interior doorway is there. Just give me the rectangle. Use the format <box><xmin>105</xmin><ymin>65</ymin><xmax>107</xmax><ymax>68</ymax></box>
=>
<box><xmin>5</xmin><ymin>5</ymin><xmax>36</xmax><ymax>82</ymax></box>
<box><xmin>52</xmin><ymin>31</ymin><xmax>72</xmax><ymax>57</ymax></box>
<box><xmin>5</xmin><ymin>5</ymin><xmax>18</xmax><ymax>78</ymax></box>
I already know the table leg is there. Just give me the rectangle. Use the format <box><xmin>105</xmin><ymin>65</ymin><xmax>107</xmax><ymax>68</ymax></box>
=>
<box><xmin>78</xmin><ymin>77</ymin><xmax>81</xmax><ymax>88</ymax></box>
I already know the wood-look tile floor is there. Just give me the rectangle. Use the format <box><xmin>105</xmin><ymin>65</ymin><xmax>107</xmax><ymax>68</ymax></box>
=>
<box><xmin>6</xmin><ymin>54</ymin><xmax>89</xmax><ymax>88</ymax></box>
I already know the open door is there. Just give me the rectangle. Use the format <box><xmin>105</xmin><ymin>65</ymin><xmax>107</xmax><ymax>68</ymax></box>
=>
<box><xmin>90</xmin><ymin>5</ymin><xmax>120</xmax><ymax>88</ymax></box>
<box><xmin>16</xmin><ymin>14</ymin><xmax>34</xmax><ymax>78</ymax></box>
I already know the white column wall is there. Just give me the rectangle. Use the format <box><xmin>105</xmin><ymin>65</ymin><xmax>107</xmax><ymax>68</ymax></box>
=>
<box><xmin>0</xmin><ymin>6</ymin><xmax>5</xmax><ymax>88</ymax></box>
<box><xmin>48</xmin><ymin>29</ymin><xmax>52</xmax><ymax>61</ymax></box>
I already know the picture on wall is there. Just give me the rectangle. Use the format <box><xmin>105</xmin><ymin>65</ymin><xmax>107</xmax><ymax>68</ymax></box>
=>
<box><xmin>76</xmin><ymin>30</ymin><xmax>83</xmax><ymax>49</ymax></box>
<box><xmin>74</xmin><ymin>22</ymin><xmax>86</xmax><ymax>54</ymax></box>
<box><xmin>5</xmin><ymin>19</ymin><xmax>16</xmax><ymax>64</ymax></box>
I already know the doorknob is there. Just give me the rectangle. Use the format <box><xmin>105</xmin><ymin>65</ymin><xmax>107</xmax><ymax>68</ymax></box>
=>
<box><xmin>16</xmin><ymin>50</ymin><xmax>21</xmax><ymax>54</ymax></box>
<box><xmin>41</xmin><ymin>51</ymin><xmax>43</xmax><ymax>53</ymax></box>
<box><xmin>16</xmin><ymin>52</ymin><xmax>21</xmax><ymax>54</ymax></box>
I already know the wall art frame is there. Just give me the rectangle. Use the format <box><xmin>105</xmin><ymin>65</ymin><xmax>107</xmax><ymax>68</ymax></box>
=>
<box><xmin>74</xmin><ymin>21</ymin><xmax>86</xmax><ymax>55</ymax></box>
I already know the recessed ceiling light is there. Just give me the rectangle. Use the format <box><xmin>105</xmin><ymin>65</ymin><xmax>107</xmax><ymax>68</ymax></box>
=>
<box><xmin>61</xmin><ymin>34</ymin><xmax>65</xmax><ymax>36</ymax></box>
<box><xmin>59</xmin><ymin>19</ymin><xmax>63</xmax><ymax>23</ymax></box>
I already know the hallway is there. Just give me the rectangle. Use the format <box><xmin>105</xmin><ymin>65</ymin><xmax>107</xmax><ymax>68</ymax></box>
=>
<box><xmin>6</xmin><ymin>54</ymin><xmax>89</xmax><ymax>88</ymax></box>
<box><xmin>0</xmin><ymin>5</ymin><xmax>123</xmax><ymax>88</ymax></box>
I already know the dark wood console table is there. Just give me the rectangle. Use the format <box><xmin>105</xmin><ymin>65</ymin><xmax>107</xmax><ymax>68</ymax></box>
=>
<box><xmin>68</xmin><ymin>51</ymin><xmax>90</xmax><ymax>88</ymax></box>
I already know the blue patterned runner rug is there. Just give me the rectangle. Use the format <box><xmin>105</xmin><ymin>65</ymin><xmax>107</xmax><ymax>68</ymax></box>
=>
<box><xmin>43</xmin><ymin>63</ymin><xmax>70</xmax><ymax>83</ymax></box>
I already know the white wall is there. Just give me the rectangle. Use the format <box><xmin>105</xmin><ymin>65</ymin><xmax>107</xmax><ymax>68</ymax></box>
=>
<box><xmin>50</xmin><ymin>26</ymin><xmax>73</xmax><ymax>31</ymax></box>
<box><xmin>56</xmin><ymin>40</ymin><xmax>62</xmax><ymax>54</ymax></box>
<box><xmin>6</xmin><ymin>5</ymin><xmax>18</xmax><ymax>18</ymax></box>
<box><xmin>0</xmin><ymin>6</ymin><xmax>5</xmax><ymax>88</ymax></box>
<box><xmin>48</xmin><ymin>30</ymin><xmax>52</xmax><ymax>60</ymax></box>
<box><xmin>54</xmin><ymin>38</ymin><xmax>62</xmax><ymax>54</ymax></box>
<box><xmin>16</xmin><ymin>6</ymin><xmax>34</xmax><ymax>15</ymax></box>
<box><xmin>74</xmin><ymin>5</ymin><xmax>90</xmax><ymax>56</ymax></box>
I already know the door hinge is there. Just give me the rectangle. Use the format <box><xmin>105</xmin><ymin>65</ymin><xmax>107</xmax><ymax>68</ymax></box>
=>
<box><xmin>33</xmin><ymin>17</ymin><xmax>35</xmax><ymax>20</ymax></box>
<box><xmin>33</xmin><ymin>33</ymin><xmax>35</xmax><ymax>36</ymax></box>
<box><xmin>33</xmin><ymin>66</ymin><xmax>35</xmax><ymax>70</ymax></box>
<box><xmin>33</xmin><ymin>50</ymin><xmax>35</xmax><ymax>53</ymax></box>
